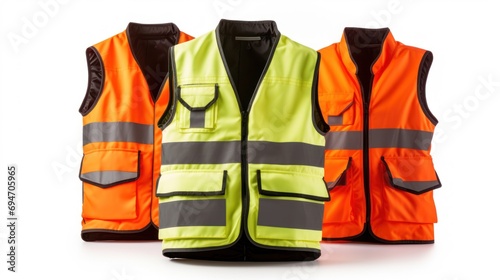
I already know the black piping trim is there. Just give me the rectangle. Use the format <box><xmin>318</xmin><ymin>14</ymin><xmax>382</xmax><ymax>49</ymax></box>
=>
<box><xmin>417</xmin><ymin>51</ymin><xmax>438</xmax><ymax>125</ymax></box>
<box><xmin>158</xmin><ymin>46</ymin><xmax>177</xmax><ymax>130</ymax></box>
<box><xmin>328</xmin><ymin>157</ymin><xmax>352</xmax><ymax>191</ymax></box>
<box><xmin>78</xmin><ymin>151</ymin><xmax>141</xmax><ymax>188</ymax></box>
<box><xmin>81</xmin><ymin>222</ymin><xmax>159</xmax><ymax>241</ymax></box>
<box><xmin>256</xmin><ymin>170</ymin><xmax>330</xmax><ymax>202</ymax></box>
<box><xmin>157</xmin><ymin>170</ymin><xmax>227</xmax><ymax>197</ymax></box>
<box><xmin>177</xmin><ymin>84</ymin><xmax>219</xmax><ymax>111</ymax></box>
<box><xmin>381</xmin><ymin>156</ymin><xmax>442</xmax><ymax>195</ymax></box>
<box><xmin>79</xmin><ymin>46</ymin><xmax>104</xmax><ymax>116</ymax></box>
<box><xmin>163</xmin><ymin>245</ymin><xmax>320</xmax><ymax>254</ymax></box>
<box><xmin>312</xmin><ymin>52</ymin><xmax>330</xmax><ymax>135</ymax></box>
<box><xmin>323</xmin><ymin>221</ymin><xmax>434</xmax><ymax>244</ymax></box>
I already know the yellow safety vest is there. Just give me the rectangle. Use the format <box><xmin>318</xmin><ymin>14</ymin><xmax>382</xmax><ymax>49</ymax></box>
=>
<box><xmin>156</xmin><ymin>20</ymin><xmax>330</xmax><ymax>261</ymax></box>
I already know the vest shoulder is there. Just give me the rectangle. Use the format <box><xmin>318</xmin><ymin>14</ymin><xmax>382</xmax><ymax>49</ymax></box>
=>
<box><xmin>92</xmin><ymin>31</ymin><xmax>127</xmax><ymax>55</ymax></box>
<box><xmin>395</xmin><ymin>41</ymin><xmax>430</xmax><ymax>56</ymax></box>
<box><xmin>173</xmin><ymin>31</ymin><xmax>214</xmax><ymax>54</ymax></box>
<box><xmin>280</xmin><ymin>35</ymin><xmax>317</xmax><ymax>57</ymax></box>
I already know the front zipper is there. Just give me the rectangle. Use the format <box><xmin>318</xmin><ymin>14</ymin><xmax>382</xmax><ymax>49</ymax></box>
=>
<box><xmin>362</xmin><ymin>101</ymin><xmax>371</xmax><ymax>224</ymax></box>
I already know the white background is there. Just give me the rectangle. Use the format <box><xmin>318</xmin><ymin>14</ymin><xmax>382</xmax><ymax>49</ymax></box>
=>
<box><xmin>0</xmin><ymin>0</ymin><xmax>499</xmax><ymax>279</ymax></box>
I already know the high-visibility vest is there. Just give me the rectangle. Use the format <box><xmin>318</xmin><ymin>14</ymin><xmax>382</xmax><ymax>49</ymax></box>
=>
<box><xmin>156</xmin><ymin>20</ymin><xmax>330</xmax><ymax>261</ymax></box>
<box><xmin>318</xmin><ymin>28</ymin><xmax>441</xmax><ymax>243</ymax></box>
<box><xmin>78</xmin><ymin>23</ymin><xmax>193</xmax><ymax>241</ymax></box>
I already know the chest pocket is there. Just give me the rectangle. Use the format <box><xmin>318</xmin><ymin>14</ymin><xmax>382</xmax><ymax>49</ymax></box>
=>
<box><xmin>177</xmin><ymin>84</ymin><xmax>218</xmax><ymax>132</ymax></box>
<box><xmin>321</xmin><ymin>91</ymin><xmax>355</xmax><ymax>126</ymax></box>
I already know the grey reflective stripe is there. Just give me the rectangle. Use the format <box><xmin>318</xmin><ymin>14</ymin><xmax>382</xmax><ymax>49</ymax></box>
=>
<box><xmin>190</xmin><ymin>111</ymin><xmax>205</xmax><ymax>128</ymax></box>
<box><xmin>162</xmin><ymin>141</ymin><xmax>241</xmax><ymax>165</ymax></box>
<box><xmin>80</xmin><ymin>171</ymin><xmax>137</xmax><ymax>186</ymax></box>
<box><xmin>325</xmin><ymin>129</ymin><xmax>433</xmax><ymax>150</ymax></box>
<box><xmin>328</xmin><ymin>115</ymin><xmax>343</xmax><ymax>126</ymax></box>
<box><xmin>392</xmin><ymin>178</ymin><xmax>441</xmax><ymax>194</ymax></box>
<box><xmin>370</xmin><ymin>129</ymin><xmax>433</xmax><ymax>150</ymax></box>
<box><xmin>159</xmin><ymin>199</ymin><xmax>226</xmax><ymax>228</ymax></box>
<box><xmin>258</xmin><ymin>199</ymin><xmax>324</xmax><ymax>231</ymax></box>
<box><xmin>248</xmin><ymin>141</ymin><xmax>324</xmax><ymax>167</ymax></box>
<box><xmin>83</xmin><ymin>122</ymin><xmax>153</xmax><ymax>145</ymax></box>
<box><xmin>326</xmin><ymin>131</ymin><xmax>363</xmax><ymax>150</ymax></box>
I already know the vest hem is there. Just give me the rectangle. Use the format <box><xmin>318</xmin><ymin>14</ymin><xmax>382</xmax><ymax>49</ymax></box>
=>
<box><xmin>81</xmin><ymin>222</ymin><xmax>158</xmax><ymax>241</ymax></box>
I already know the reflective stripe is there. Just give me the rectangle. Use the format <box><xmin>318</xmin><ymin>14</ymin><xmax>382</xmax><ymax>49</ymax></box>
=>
<box><xmin>328</xmin><ymin>115</ymin><xmax>343</xmax><ymax>126</ymax></box>
<box><xmin>83</xmin><ymin>122</ymin><xmax>153</xmax><ymax>145</ymax></box>
<box><xmin>80</xmin><ymin>171</ymin><xmax>137</xmax><ymax>187</ymax></box>
<box><xmin>159</xmin><ymin>199</ymin><xmax>226</xmax><ymax>228</ymax></box>
<box><xmin>370</xmin><ymin>129</ymin><xmax>433</xmax><ymax>150</ymax></box>
<box><xmin>162</xmin><ymin>141</ymin><xmax>324</xmax><ymax>166</ymax></box>
<box><xmin>326</xmin><ymin>131</ymin><xmax>363</xmax><ymax>150</ymax></box>
<box><xmin>258</xmin><ymin>199</ymin><xmax>324</xmax><ymax>230</ymax></box>
<box><xmin>161</xmin><ymin>141</ymin><xmax>241</xmax><ymax>165</ymax></box>
<box><xmin>248</xmin><ymin>141</ymin><xmax>325</xmax><ymax>167</ymax></box>
<box><xmin>392</xmin><ymin>178</ymin><xmax>441</xmax><ymax>194</ymax></box>
<box><xmin>325</xmin><ymin>129</ymin><xmax>433</xmax><ymax>150</ymax></box>
<box><xmin>190</xmin><ymin>111</ymin><xmax>205</xmax><ymax>128</ymax></box>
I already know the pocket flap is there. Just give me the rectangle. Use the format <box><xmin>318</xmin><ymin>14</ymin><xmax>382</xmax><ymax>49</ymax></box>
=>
<box><xmin>381</xmin><ymin>156</ymin><xmax>441</xmax><ymax>195</ymax></box>
<box><xmin>79</xmin><ymin>149</ymin><xmax>140</xmax><ymax>188</ymax></box>
<box><xmin>157</xmin><ymin>169</ymin><xmax>227</xmax><ymax>197</ymax></box>
<box><xmin>325</xmin><ymin>157</ymin><xmax>351</xmax><ymax>190</ymax></box>
<box><xmin>325</xmin><ymin>91</ymin><xmax>354</xmax><ymax>116</ymax></box>
<box><xmin>178</xmin><ymin>84</ymin><xmax>218</xmax><ymax>111</ymax></box>
<box><xmin>257</xmin><ymin>170</ymin><xmax>330</xmax><ymax>201</ymax></box>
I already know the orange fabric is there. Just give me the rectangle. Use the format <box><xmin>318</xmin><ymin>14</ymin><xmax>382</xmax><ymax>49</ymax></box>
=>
<box><xmin>319</xmin><ymin>28</ymin><xmax>440</xmax><ymax>243</ymax></box>
<box><xmin>79</xmin><ymin>25</ymin><xmax>193</xmax><ymax>239</ymax></box>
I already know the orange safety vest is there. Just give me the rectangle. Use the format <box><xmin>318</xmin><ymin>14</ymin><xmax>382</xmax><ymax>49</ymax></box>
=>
<box><xmin>318</xmin><ymin>28</ymin><xmax>441</xmax><ymax>243</ymax></box>
<box><xmin>78</xmin><ymin>23</ymin><xmax>193</xmax><ymax>241</ymax></box>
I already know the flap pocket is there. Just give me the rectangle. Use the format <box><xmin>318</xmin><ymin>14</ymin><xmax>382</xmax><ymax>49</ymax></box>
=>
<box><xmin>79</xmin><ymin>149</ymin><xmax>140</xmax><ymax>188</ymax></box>
<box><xmin>324</xmin><ymin>157</ymin><xmax>351</xmax><ymax>190</ymax></box>
<box><xmin>257</xmin><ymin>170</ymin><xmax>329</xmax><ymax>201</ymax></box>
<box><xmin>322</xmin><ymin>92</ymin><xmax>354</xmax><ymax>126</ymax></box>
<box><xmin>79</xmin><ymin>149</ymin><xmax>139</xmax><ymax>220</ymax></box>
<box><xmin>381</xmin><ymin>156</ymin><xmax>441</xmax><ymax>195</ymax></box>
<box><xmin>157</xmin><ymin>169</ymin><xmax>227</xmax><ymax>197</ymax></box>
<box><xmin>177</xmin><ymin>84</ymin><xmax>218</xmax><ymax>130</ymax></box>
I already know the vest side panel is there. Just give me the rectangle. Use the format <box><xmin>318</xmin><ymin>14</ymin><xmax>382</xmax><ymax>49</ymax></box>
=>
<box><xmin>368</xmin><ymin>46</ymin><xmax>438</xmax><ymax>242</ymax></box>
<box><xmin>318</xmin><ymin>43</ymin><xmax>366</xmax><ymax>239</ymax></box>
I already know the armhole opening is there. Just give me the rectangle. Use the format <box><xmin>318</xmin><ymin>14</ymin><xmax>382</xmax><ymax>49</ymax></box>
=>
<box><xmin>158</xmin><ymin>47</ymin><xmax>177</xmax><ymax>130</ymax></box>
<box><xmin>79</xmin><ymin>47</ymin><xmax>104</xmax><ymax>116</ymax></box>
<box><xmin>417</xmin><ymin>51</ymin><xmax>438</xmax><ymax>125</ymax></box>
<box><xmin>312</xmin><ymin>52</ymin><xmax>330</xmax><ymax>135</ymax></box>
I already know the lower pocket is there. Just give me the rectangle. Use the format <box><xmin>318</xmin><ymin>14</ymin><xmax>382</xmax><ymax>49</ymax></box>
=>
<box><xmin>324</xmin><ymin>157</ymin><xmax>353</xmax><ymax>223</ymax></box>
<box><xmin>156</xmin><ymin>169</ymin><xmax>228</xmax><ymax>240</ymax></box>
<box><xmin>255</xmin><ymin>170</ymin><xmax>328</xmax><ymax>242</ymax></box>
<box><xmin>381</xmin><ymin>156</ymin><xmax>441</xmax><ymax>223</ymax></box>
<box><xmin>79</xmin><ymin>149</ymin><xmax>140</xmax><ymax>220</ymax></box>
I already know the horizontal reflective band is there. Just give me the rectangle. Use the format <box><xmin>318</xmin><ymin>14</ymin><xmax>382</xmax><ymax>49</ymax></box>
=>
<box><xmin>326</xmin><ymin>129</ymin><xmax>433</xmax><ymax>150</ymax></box>
<box><xmin>325</xmin><ymin>131</ymin><xmax>362</xmax><ymax>150</ymax></box>
<box><xmin>370</xmin><ymin>129</ymin><xmax>433</xmax><ymax>150</ymax></box>
<box><xmin>161</xmin><ymin>141</ymin><xmax>241</xmax><ymax>165</ymax></box>
<box><xmin>83</xmin><ymin>122</ymin><xmax>153</xmax><ymax>145</ymax></box>
<box><xmin>392</xmin><ymin>178</ymin><xmax>441</xmax><ymax>194</ymax></box>
<box><xmin>248</xmin><ymin>141</ymin><xmax>325</xmax><ymax>167</ymax></box>
<box><xmin>159</xmin><ymin>199</ymin><xmax>226</xmax><ymax>228</ymax></box>
<box><xmin>258</xmin><ymin>199</ymin><xmax>324</xmax><ymax>231</ymax></box>
<box><xmin>80</xmin><ymin>171</ymin><xmax>137</xmax><ymax>187</ymax></box>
